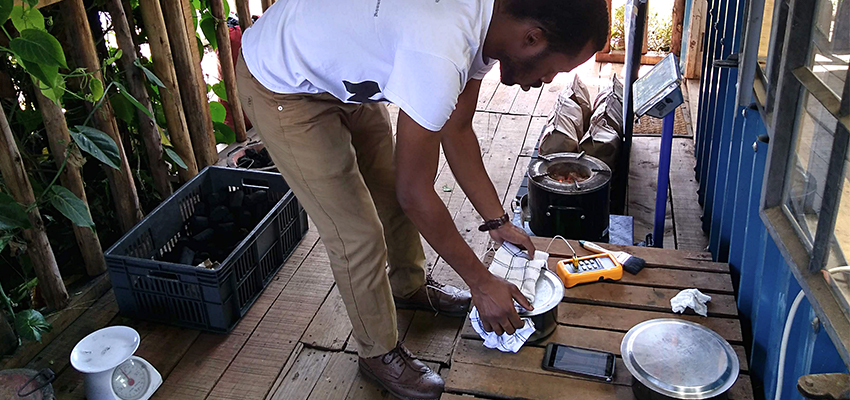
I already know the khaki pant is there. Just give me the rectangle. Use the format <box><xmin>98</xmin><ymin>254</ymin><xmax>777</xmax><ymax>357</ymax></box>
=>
<box><xmin>236</xmin><ymin>55</ymin><xmax>426</xmax><ymax>358</ymax></box>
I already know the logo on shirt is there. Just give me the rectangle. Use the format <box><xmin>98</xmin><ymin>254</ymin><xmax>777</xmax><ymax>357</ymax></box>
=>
<box><xmin>343</xmin><ymin>80</ymin><xmax>387</xmax><ymax>103</ymax></box>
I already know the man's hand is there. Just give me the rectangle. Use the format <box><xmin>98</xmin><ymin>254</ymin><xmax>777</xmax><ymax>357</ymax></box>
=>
<box><xmin>489</xmin><ymin>222</ymin><xmax>536</xmax><ymax>258</ymax></box>
<box><xmin>470</xmin><ymin>274</ymin><xmax>533</xmax><ymax>335</ymax></box>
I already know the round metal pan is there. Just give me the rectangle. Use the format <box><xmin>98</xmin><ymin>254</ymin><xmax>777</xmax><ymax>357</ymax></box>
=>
<box><xmin>621</xmin><ymin>319</ymin><xmax>739</xmax><ymax>400</ymax></box>
<box><xmin>520</xmin><ymin>268</ymin><xmax>564</xmax><ymax>344</ymax></box>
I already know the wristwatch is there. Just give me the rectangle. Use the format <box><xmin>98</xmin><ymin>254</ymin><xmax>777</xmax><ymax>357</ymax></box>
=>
<box><xmin>478</xmin><ymin>212</ymin><xmax>510</xmax><ymax>232</ymax></box>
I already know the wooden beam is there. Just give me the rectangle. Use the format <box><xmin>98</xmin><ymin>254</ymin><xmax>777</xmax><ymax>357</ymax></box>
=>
<box><xmin>671</xmin><ymin>0</ymin><xmax>687</xmax><ymax>56</ymax></box>
<box><xmin>0</xmin><ymin>108</ymin><xmax>69</xmax><ymax>309</ymax></box>
<box><xmin>261</xmin><ymin>0</ymin><xmax>273</xmax><ymax>12</ymax></box>
<box><xmin>138</xmin><ymin>0</ymin><xmax>199</xmax><ymax>180</ymax></box>
<box><xmin>161</xmin><ymin>0</ymin><xmax>217</xmax><ymax>169</ymax></box>
<box><xmin>235</xmin><ymin>0</ymin><xmax>253</xmax><ymax>32</ymax></box>
<box><xmin>210</xmin><ymin>0</ymin><xmax>248</xmax><ymax>142</ymax></box>
<box><xmin>62</xmin><ymin>0</ymin><xmax>143</xmax><ymax>233</ymax></box>
<box><xmin>105</xmin><ymin>0</ymin><xmax>173</xmax><ymax>199</ymax></box>
<box><xmin>34</xmin><ymin>90</ymin><xmax>107</xmax><ymax>277</ymax></box>
<box><xmin>595</xmin><ymin>51</ymin><xmax>664</xmax><ymax>65</ymax></box>
<box><xmin>684</xmin><ymin>0</ymin><xmax>707</xmax><ymax>78</ymax></box>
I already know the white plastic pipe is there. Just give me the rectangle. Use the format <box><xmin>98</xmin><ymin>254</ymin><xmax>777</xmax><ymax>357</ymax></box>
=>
<box><xmin>775</xmin><ymin>290</ymin><xmax>806</xmax><ymax>400</ymax></box>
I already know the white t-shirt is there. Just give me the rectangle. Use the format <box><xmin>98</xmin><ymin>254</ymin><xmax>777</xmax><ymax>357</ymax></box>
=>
<box><xmin>241</xmin><ymin>0</ymin><xmax>497</xmax><ymax>131</ymax></box>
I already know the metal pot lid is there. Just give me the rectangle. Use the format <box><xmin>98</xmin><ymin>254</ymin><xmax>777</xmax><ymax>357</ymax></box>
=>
<box><xmin>519</xmin><ymin>268</ymin><xmax>564</xmax><ymax>317</ymax></box>
<box><xmin>527</xmin><ymin>153</ymin><xmax>611</xmax><ymax>195</ymax></box>
<box><xmin>621</xmin><ymin>319</ymin><xmax>739</xmax><ymax>399</ymax></box>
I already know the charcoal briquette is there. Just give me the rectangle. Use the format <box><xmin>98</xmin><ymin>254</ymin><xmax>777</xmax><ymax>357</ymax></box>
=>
<box><xmin>193</xmin><ymin>202</ymin><xmax>209</xmax><ymax>217</ymax></box>
<box><xmin>179</xmin><ymin>246</ymin><xmax>196</xmax><ymax>264</ymax></box>
<box><xmin>229</xmin><ymin>190</ymin><xmax>245</xmax><ymax>209</ymax></box>
<box><xmin>208</xmin><ymin>191</ymin><xmax>226</xmax><ymax>206</ymax></box>
<box><xmin>210</xmin><ymin>205</ymin><xmax>231</xmax><ymax>222</ymax></box>
<box><xmin>190</xmin><ymin>215</ymin><xmax>209</xmax><ymax>231</ymax></box>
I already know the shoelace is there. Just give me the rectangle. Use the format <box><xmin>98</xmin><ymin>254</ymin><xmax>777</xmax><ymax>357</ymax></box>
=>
<box><xmin>382</xmin><ymin>343</ymin><xmax>414</xmax><ymax>368</ymax></box>
<box><xmin>424</xmin><ymin>274</ymin><xmax>446</xmax><ymax>315</ymax></box>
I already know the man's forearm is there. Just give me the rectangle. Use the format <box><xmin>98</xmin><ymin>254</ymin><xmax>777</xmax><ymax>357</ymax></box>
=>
<box><xmin>398</xmin><ymin>186</ymin><xmax>490</xmax><ymax>287</ymax></box>
<box><xmin>442</xmin><ymin>126</ymin><xmax>504</xmax><ymax>221</ymax></box>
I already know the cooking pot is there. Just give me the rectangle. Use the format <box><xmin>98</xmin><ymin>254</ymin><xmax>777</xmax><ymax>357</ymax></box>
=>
<box><xmin>520</xmin><ymin>268</ymin><xmax>564</xmax><ymax>344</ymax></box>
<box><xmin>621</xmin><ymin>319</ymin><xmax>739</xmax><ymax>400</ymax></box>
<box><xmin>0</xmin><ymin>368</ymin><xmax>55</xmax><ymax>399</ymax></box>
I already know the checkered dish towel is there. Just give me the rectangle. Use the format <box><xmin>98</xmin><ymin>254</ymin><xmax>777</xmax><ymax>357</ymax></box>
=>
<box><xmin>488</xmin><ymin>242</ymin><xmax>549</xmax><ymax>303</ymax></box>
<box><xmin>467</xmin><ymin>242</ymin><xmax>550</xmax><ymax>353</ymax></box>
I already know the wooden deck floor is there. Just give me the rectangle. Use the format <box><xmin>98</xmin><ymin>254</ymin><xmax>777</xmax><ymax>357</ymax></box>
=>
<box><xmin>0</xmin><ymin>59</ymin><xmax>727</xmax><ymax>399</ymax></box>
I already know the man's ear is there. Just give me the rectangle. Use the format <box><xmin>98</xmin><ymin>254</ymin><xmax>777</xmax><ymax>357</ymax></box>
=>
<box><xmin>524</xmin><ymin>27</ymin><xmax>547</xmax><ymax>50</ymax></box>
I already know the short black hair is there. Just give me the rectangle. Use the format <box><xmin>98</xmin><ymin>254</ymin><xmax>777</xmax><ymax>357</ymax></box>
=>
<box><xmin>504</xmin><ymin>0</ymin><xmax>610</xmax><ymax>55</ymax></box>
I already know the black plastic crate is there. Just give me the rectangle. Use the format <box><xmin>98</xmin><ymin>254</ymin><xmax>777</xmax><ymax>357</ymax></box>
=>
<box><xmin>105</xmin><ymin>166</ymin><xmax>308</xmax><ymax>332</ymax></box>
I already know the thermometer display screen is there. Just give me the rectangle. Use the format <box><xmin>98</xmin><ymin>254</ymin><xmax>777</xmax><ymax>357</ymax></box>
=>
<box><xmin>112</xmin><ymin>359</ymin><xmax>150</xmax><ymax>400</ymax></box>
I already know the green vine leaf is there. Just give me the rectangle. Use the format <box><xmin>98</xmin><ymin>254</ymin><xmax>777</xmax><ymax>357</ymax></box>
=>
<box><xmin>211</xmin><ymin>81</ymin><xmax>227</xmax><ymax>101</ymax></box>
<box><xmin>0</xmin><ymin>0</ymin><xmax>14</xmax><ymax>25</ymax></box>
<box><xmin>113</xmin><ymin>82</ymin><xmax>153</xmax><ymax>118</ymax></box>
<box><xmin>89</xmin><ymin>78</ymin><xmax>103</xmax><ymax>102</ymax></box>
<box><xmin>48</xmin><ymin>186</ymin><xmax>93</xmax><ymax>227</ymax></box>
<box><xmin>199</xmin><ymin>12</ymin><xmax>217</xmax><ymax>50</ymax></box>
<box><xmin>0</xmin><ymin>234</ymin><xmax>13</xmax><ymax>254</ymax></box>
<box><xmin>103</xmin><ymin>49</ymin><xmax>122</xmax><ymax>66</ymax></box>
<box><xmin>11</xmin><ymin>29</ymin><xmax>67</xmax><ymax>69</ymax></box>
<box><xmin>158</xmin><ymin>126</ymin><xmax>172</xmax><ymax>147</ymax></box>
<box><xmin>110</xmin><ymin>91</ymin><xmax>136</xmax><ymax>124</ymax></box>
<box><xmin>20</xmin><ymin>57</ymin><xmax>58</xmax><ymax>88</ymax></box>
<box><xmin>213</xmin><ymin>121</ymin><xmax>235</xmax><ymax>144</ymax></box>
<box><xmin>15</xmin><ymin>309</ymin><xmax>51</xmax><ymax>343</ymax></box>
<box><xmin>209</xmin><ymin>101</ymin><xmax>226</xmax><ymax>123</ymax></box>
<box><xmin>133</xmin><ymin>58</ymin><xmax>165</xmax><ymax>88</ymax></box>
<box><xmin>164</xmin><ymin>147</ymin><xmax>188</xmax><ymax>170</ymax></box>
<box><xmin>70</xmin><ymin>125</ymin><xmax>121</xmax><ymax>170</ymax></box>
<box><xmin>35</xmin><ymin>73</ymin><xmax>64</xmax><ymax>106</ymax></box>
<box><xmin>10</xmin><ymin>6</ymin><xmax>44</xmax><ymax>32</ymax></box>
<box><xmin>0</xmin><ymin>192</ymin><xmax>31</xmax><ymax>230</ymax></box>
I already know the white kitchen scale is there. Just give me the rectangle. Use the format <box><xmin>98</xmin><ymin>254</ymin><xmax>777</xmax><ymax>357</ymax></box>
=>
<box><xmin>70</xmin><ymin>326</ymin><xmax>162</xmax><ymax>400</ymax></box>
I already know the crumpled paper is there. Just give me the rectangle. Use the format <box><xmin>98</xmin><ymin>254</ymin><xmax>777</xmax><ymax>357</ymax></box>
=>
<box><xmin>670</xmin><ymin>288</ymin><xmax>712</xmax><ymax>316</ymax></box>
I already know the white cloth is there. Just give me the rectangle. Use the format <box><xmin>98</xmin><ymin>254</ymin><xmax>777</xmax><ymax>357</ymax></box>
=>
<box><xmin>241</xmin><ymin>0</ymin><xmax>497</xmax><ymax>132</ymax></box>
<box><xmin>488</xmin><ymin>242</ymin><xmax>549</xmax><ymax>303</ymax></box>
<box><xmin>671</xmin><ymin>288</ymin><xmax>712</xmax><ymax>317</ymax></box>
<box><xmin>469</xmin><ymin>306</ymin><xmax>536</xmax><ymax>353</ymax></box>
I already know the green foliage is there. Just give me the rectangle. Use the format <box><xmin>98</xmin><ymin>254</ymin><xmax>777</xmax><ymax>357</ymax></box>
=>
<box><xmin>14</xmin><ymin>309</ymin><xmax>51</xmax><ymax>342</ymax></box>
<box><xmin>114</xmin><ymin>82</ymin><xmax>152</xmax><ymax>118</ymax></box>
<box><xmin>89</xmin><ymin>77</ymin><xmax>104</xmax><ymax>102</ymax></box>
<box><xmin>110</xmin><ymin>91</ymin><xmax>137</xmax><ymax>123</ymax></box>
<box><xmin>47</xmin><ymin>186</ymin><xmax>93</xmax><ymax>227</ymax></box>
<box><xmin>134</xmin><ymin>59</ymin><xmax>165</xmax><ymax>88</ymax></box>
<box><xmin>0</xmin><ymin>193</ymin><xmax>31</xmax><ymax>230</ymax></box>
<box><xmin>647</xmin><ymin>12</ymin><xmax>672</xmax><ymax>53</ymax></box>
<box><xmin>70</xmin><ymin>125</ymin><xmax>122</xmax><ymax>170</ymax></box>
<box><xmin>11</xmin><ymin>29</ymin><xmax>67</xmax><ymax>70</ymax></box>
<box><xmin>611</xmin><ymin>5</ymin><xmax>626</xmax><ymax>50</ymax></box>
<box><xmin>209</xmin><ymin>101</ymin><xmax>226</xmax><ymax>123</ymax></box>
<box><xmin>0</xmin><ymin>0</ymin><xmax>13</xmax><ymax>25</ymax></box>
<box><xmin>212</xmin><ymin>81</ymin><xmax>227</xmax><ymax>101</ymax></box>
<box><xmin>200</xmin><ymin>12</ymin><xmax>217</xmax><ymax>50</ymax></box>
<box><xmin>10</xmin><ymin>6</ymin><xmax>44</xmax><ymax>32</ymax></box>
<box><xmin>164</xmin><ymin>147</ymin><xmax>188</xmax><ymax>170</ymax></box>
<box><xmin>214</xmin><ymin>121</ymin><xmax>235</xmax><ymax>144</ymax></box>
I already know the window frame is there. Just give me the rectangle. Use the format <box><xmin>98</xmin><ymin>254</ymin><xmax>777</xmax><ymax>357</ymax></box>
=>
<box><xmin>741</xmin><ymin>0</ymin><xmax>850</xmax><ymax>366</ymax></box>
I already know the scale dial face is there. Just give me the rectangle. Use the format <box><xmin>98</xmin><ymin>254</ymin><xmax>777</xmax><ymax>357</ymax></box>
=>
<box><xmin>111</xmin><ymin>358</ymin><xmax>150</xmax><ymax>400</ymax></box>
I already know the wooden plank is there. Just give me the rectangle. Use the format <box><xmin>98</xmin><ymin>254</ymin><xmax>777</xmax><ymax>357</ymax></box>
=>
<box><xmin>684</xmin><ymin>0</ymin><xmax>707</xmax><ymax>79</ymax></box>
<box><xmin>532</xmin><ymin>237</ymin><xmax>730</xmax><ymax>273</ymax></box>
<box><xmin>509</xmin><ymin>86</ymin><xmax>544</xmax><ymax>115</ymax></box>
<box><xmin>628</xmin><ymin>137</ymin><xmax>676</xmax><ymax>247</ymax></box>
<box><xmin>557</xmin><ymin>303</ymin><xmax>744</xmax><ymax>343</ymax></box>
<box><xmin>442</xmin><ymin>394</ymin><xmax>482</xmax><ymax>400</ymax></box>
<box><xmin>452</xmin><ymin>338</ymin><xmax>632</xmax><ymax>386</ymax></box>
<box><xmin>345</xmin><ymin>309</ymin><xmax>416</xmax><ymax>355</ymax></box>
<box><xmin>729</xmin><ymin>374</ymin><xmax>755</xmax><ymax>400</ymax></box>
<box><xmin>24</xmin><ymin>292</ymin><xmax>118</xmax><ymax>374</ymax></box>
<box><xmin>533</xmin><ymin>74</ymin><xmax>571</xmax><ymax>117</ymax></box>
<box><xmin>151</xmin><ymin>229</ymin><xmax>319</xmax><ymax>400</ymax></box>
<box><xmin>306</xmin><ymin>352</ymin><xmax>360</xmax><ymax>400</ymax></box>
<box><xmin>135</xmin><ymin>325</ymin><xmax>202</xmax><ymax>379</ymax></box>
<box><xmin>402</xmin><ymin>311</ymin><xmax>464</xmax><ymax>364</ymax></box>
<box><xmin>670</xmin><ymin>138</ymin><xmax>710</xmax><ymax>251</ymax></box>
<box><xmin>265</xmin><ymin>343</ymin><xmax>304</xmax><ymax>400</ymax></box>
<box><xmin>206</xmin><ymin>242</ymin><xmax>336</xmax><ymax>400</ymax></box>
<box><xmin>563</xmin><ymin>282</ymin><xmax>739</xmax><ymax>317</ymax></box>
<box><xmin>0</xmin><ymin>273</ymin><xmax>111</xmax><ymax>370</ymax></box>
<box><xmin>476</xmin><ymin>66</ymin><xmax>502</xmax><ymax>111</ymax></box>
<box><xmin>545</xmin><ymin>259</ymin><xmax>734</xmax><ymax>294</ymax></box>
<box><xmin>301</xmin><ymin>286</ymin><xmax>353</xmax><ymax>351</ymax></box>
<box><xmin>445</xmin><ymin>361</ymin><xmax>634</xmax><ymax>399</ymax></box>
<box><xmin>519</xmin><ymin>116</ymin><xmax>548</xmax><ymax>157</ymax></box>
<box><xmin>485</xmin><ymin>84</ymin><xmax>520</xmax><ymax>113</ymax></box>
<box><xmin>268</xmin><ymin>348</ymin><xmax>333</xmax><ymax>400</ymax></box>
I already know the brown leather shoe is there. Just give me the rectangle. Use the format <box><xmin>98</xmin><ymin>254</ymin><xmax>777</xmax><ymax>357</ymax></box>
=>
<box><xmin>394</xmin><ymin>276</ymin><xmax>472</xmax><ymax>317</ymax></box>
<box><xmin>359</xmin><ymin>343</ymin><xmax>444</xmax><ymax>400</ymax></box>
